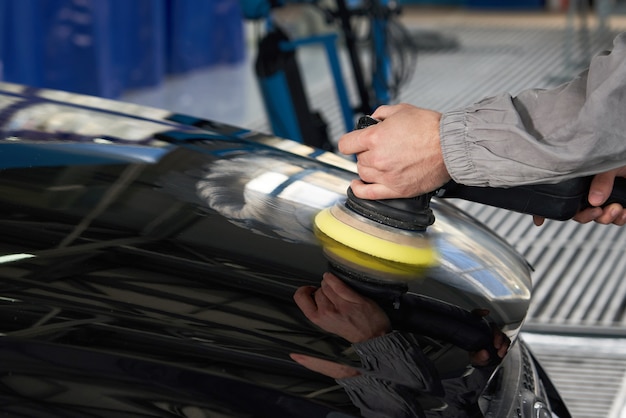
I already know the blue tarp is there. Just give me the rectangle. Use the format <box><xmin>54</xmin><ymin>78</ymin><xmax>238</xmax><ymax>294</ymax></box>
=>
<box><xmin>0</xmin><ymin>0</ymin><xmax>245</xmax><ymax>98</ymax></box>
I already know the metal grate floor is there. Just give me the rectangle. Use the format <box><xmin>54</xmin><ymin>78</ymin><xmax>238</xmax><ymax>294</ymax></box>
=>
<box><xmin>453</xmin><ymin>201</ymin><xmax>626</xmax><ymax>334</ymax></box>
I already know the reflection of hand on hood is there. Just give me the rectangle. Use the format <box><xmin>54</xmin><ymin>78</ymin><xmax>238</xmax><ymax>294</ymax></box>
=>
<box><xmin>197</xmin><ymin>156</ymin><xmax>348</xmax><ymax>244</ymax></box>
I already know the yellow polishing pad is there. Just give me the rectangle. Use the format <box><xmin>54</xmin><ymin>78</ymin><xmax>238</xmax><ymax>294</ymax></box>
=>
<box><xmin>315</xmin><ymin>228</ymin><xmax>429</xmax><ymax>282</ymax></box>
<box><xmin>314</xmin><ymin>205</ymin><xmax>438</xmax><ymax>268</ymax></box>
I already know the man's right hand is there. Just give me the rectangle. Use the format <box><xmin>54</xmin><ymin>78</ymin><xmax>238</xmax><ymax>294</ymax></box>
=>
<box><xmin>338</xmin><ymin>103</ymin><xmax>451</xmax><ymax>200</ymax></box>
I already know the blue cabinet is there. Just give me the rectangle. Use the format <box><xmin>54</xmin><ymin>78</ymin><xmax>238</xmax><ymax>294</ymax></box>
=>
<box><xmin>0</xmin><ymin>0</ymin><xmax>245</xmax><ymax>98</ymax></box>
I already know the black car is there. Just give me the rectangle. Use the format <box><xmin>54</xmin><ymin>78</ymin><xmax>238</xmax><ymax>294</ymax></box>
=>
<box><xmin>0</xmin><ymin>82</ymin><xmax>570</xmax><ymax>417</ymax></box>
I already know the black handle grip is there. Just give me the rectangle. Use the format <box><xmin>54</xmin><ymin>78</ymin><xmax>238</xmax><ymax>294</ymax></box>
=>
<box><xmin>439</xmin><ymin>176</ymin><xmax>626</xmax><ymax>221</ymax></box>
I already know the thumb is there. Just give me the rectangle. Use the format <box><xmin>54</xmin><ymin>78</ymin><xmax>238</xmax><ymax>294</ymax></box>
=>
<box><xmin>588</xmin><ymin>171</ymin><xmax>616</xmax><ymax>207</ymax></box>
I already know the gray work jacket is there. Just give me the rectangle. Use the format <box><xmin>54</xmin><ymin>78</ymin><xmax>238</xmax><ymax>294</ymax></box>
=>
<box><xmin>440</xmin><ymin>32</ymin><xmax>626</xmax><ymax>187</ymax></box>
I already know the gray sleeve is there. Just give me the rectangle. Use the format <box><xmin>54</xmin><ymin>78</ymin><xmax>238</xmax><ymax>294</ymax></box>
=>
<box><xmin>440</xmin><ymin>32</ymin><xmax>626</xmax><ymax>187</ymax></box>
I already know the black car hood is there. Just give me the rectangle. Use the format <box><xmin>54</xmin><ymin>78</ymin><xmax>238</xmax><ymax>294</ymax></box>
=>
<box><xmin>2</xmin><ymin>338</ymin><xmax>352</xmax><ymax>417</ymax></box>
<box><xmin>0</xmin><ymin>83</ymin><xmax>533</xmax><ymax>416</ymax></box>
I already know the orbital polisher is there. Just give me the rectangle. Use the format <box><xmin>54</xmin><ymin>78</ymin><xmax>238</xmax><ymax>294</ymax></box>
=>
<box><xmin>313</xmin><ymin>115</ymin><xmax>626</xmax><ymax>356</ymax></box>
<box><xmin>316</xmin><ymin>115</ymin><xmax>626</xmax><ymax>282</ymax></box>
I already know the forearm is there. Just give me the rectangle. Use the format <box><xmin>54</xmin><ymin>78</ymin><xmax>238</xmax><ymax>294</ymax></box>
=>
<box><xmin>441</xmin><ymin>32</ymin><xmax>626</xmax><ymax>187</ymax></box>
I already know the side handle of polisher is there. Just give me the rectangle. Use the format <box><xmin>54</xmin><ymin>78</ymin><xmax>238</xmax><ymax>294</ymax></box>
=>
<box><xmin>438</xmin><ymin>176</ymin><xmax>626</xmax><ymax>221</ymax></box>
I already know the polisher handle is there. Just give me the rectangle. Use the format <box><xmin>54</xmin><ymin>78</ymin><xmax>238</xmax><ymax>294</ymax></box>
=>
<box><xmin>439</xmin><ymin>176</ymin><xmax>626</xmax><ymax>221</ymax></box>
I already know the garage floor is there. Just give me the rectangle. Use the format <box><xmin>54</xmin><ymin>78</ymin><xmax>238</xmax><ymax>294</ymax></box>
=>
<box><xmin>121</xmin><ymin>6</ymin><xmax>626</xmax><ymax>417</ymax></box>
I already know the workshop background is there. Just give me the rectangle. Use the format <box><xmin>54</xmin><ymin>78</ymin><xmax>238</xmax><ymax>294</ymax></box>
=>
<box><xmin>2</xmin><ymin>1</ymin><xmax>626</xmax><ymax>417</ymax></box>
<box><xmin>0</xmin><ymin>0</ymin><xmax>245</xmax><ymax>98</ymax></box>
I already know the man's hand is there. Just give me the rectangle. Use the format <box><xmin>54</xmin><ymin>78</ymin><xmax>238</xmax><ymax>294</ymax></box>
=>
<box><xmin>338</xmin><ymin>103</ymin><xmax>451</xmax><ymax>200</ymax></box>
<box><xmin>573</xmin><ymin>167</ymin><xmax>626</xmax><ymax>225</ymax></box>
<box><xmin>534</xmin><ymin>167</ymin><xmax>626</xmax><ymax>226</ymax></box>
<box><xmin>293</xmin><ymin>272</ymin><xmax>391</xmax><ymax>344</ymax></box>
<box><xmin>290</xmin><ymin>272</ymin><xmax>390</xmax><ymax>379</ymax></box>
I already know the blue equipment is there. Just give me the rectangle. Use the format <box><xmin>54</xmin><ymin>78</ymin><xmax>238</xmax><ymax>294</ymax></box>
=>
<box><xmin>240</xmin><ymin>0</ymin><xmax>286</xmax><ymax>19</ymax></box>
<box><xmin>255</xmin><ymin>27</ymin><xmax>336</xmax><ymax>150</ymax></box>
<box><xmin>243</xmin><ymin>0</ymin><xmax>417</xmax><ymax>150</ymax></box>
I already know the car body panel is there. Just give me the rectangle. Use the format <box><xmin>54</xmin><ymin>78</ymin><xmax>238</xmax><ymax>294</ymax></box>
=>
<box><xmin>0</xmin><ymin>82</ymin><xmax>568</xmax><ymax>417</ymax></box>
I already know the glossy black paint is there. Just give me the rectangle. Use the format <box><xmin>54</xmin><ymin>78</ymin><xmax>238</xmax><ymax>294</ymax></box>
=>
<box><xmin>0</xmin><ymin>158</ymin><xmax>359</xmax><ymax>416</ymax></box>
<box><xmin>0</xmin><ymin>83</ymin><xmax>570</xmax><ymax>417</ymax></box>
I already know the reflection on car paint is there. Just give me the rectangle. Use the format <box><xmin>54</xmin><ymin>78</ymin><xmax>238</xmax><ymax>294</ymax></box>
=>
<box><xmin>197</xmin><ymin>155</ymin><xmax>348</xmax><ymax>245</ymax></box>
